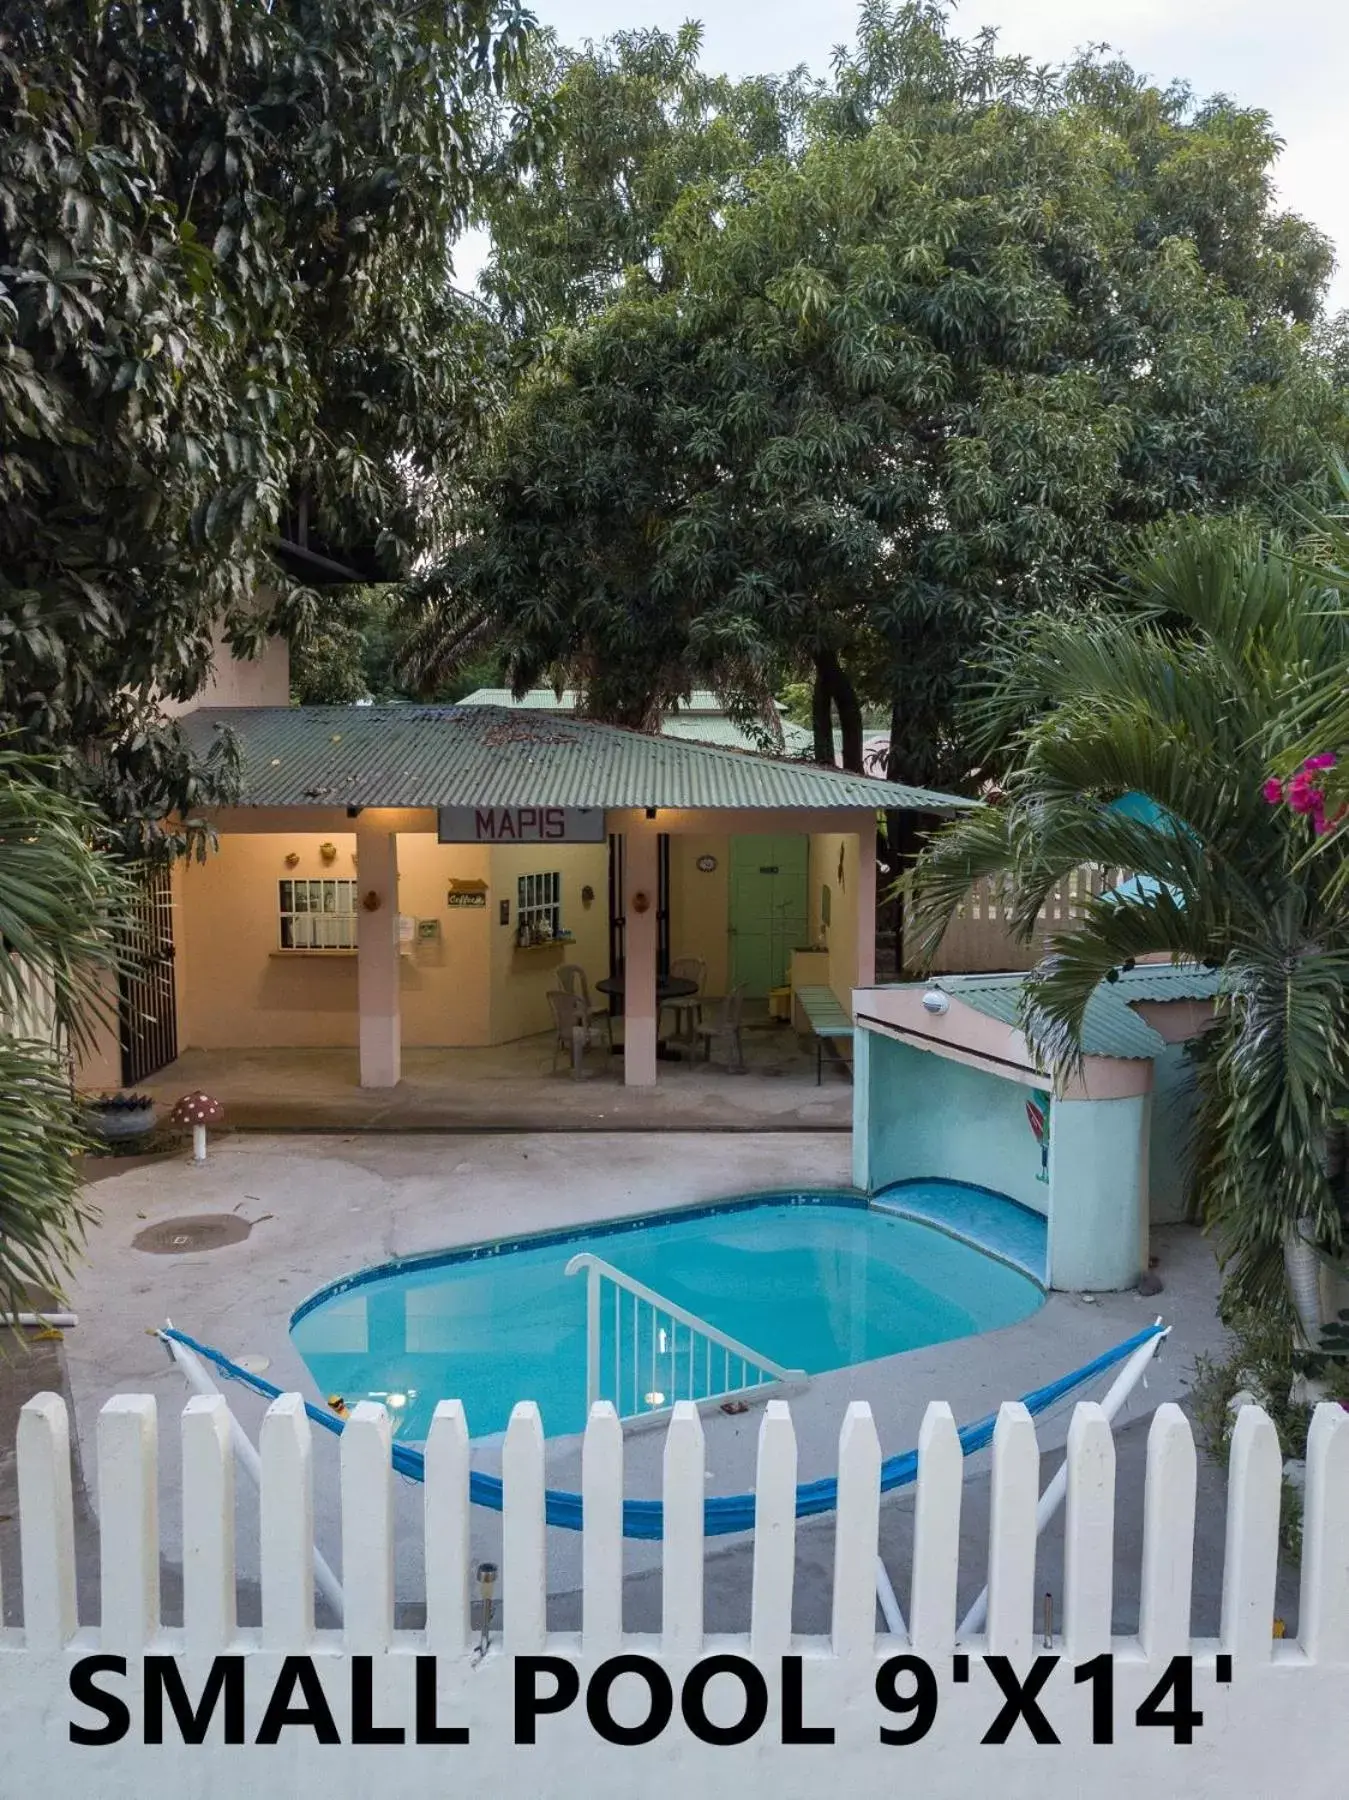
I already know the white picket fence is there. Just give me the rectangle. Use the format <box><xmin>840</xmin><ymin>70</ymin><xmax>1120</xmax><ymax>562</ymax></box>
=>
<box><xmin>4</xmin><ymin>1387</ymin><xmax>1349</xmax><ymax>1797</ymax></box>
<box><xmin>925</xmin><ymin>867</ymin><xmax>1129</xmax><ymax>974</ymax></box>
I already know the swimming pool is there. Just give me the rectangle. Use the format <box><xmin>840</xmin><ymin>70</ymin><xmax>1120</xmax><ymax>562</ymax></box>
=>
<box><xmin>290</xmin><ymin>1186</ymin><xmax>1045</xmax><ymax>1440</ymax></box>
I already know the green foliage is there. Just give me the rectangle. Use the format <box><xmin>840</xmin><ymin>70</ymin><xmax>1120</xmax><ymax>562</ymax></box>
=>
<box><xmin>414</xmin><ymin>2</ymin><xmax>1348</xmax><ymax>784</ymax></box>
<box><xmin>912</xmin><ymin>517</ymin><xmax>1349</xmax><ymax>1318</ymax></box>
<box><xmin>1190</xmin><ymin>1302</ymin><xmax>1309</xmax><ymax>1463</ymax></box>
<box><xmin>0</xmin><ymin>751</ymin><xmax>134</xmax><ymax>1316</ymax></box>
<box><xmin>1189</xmin><ymin>1300</ymin><xmax>1310</xmax><ymax>1563</ymax></box>
<box><xmin>1</xmin><ymin>0</ymin><xmax>530</xmax><ymax>843</ymax></box>
<box><xmin>290</xmin><ymin>590</ymin><xmax>402</xmax><ymax>706</ymax></box>
<box><xmin>474</xmin><ymin>22</ymin><xmax>817</xmax><ymax>342</ymax></box>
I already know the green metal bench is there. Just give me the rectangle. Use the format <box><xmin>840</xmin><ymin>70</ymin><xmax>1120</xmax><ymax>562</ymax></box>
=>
<box><xmin>795</xmin><ymin>985</ymin><xmax>855</xmax><ymax>1085</ymax></box>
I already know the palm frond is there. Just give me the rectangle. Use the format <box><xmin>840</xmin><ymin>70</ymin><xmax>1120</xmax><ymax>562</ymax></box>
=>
<box><xmin>0</xmin><ymin>1039</ymin><xmax>97</xmax><ymax>1318</ymax></box>
<box><xmin>0</xmin><ymin>749</ymin><xmax>133</xmax><ymax>1052</ymax></box>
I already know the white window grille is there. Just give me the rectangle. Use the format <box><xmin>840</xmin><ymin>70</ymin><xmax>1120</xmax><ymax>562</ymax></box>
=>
<box><xmin>517</xmin><ymin>870</ymin><xmax>562</xmax><ymax>943</ymax></box>
<box><xmin>278</xmin><ymin>879</ymin><xmax>357</xmax><ymax>949</ymax></box>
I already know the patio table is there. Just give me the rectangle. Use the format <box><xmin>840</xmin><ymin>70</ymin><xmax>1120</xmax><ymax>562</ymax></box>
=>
<box><xmin>594</xmin><ymin>974</ymin><xmax>698</xmax><ymax>1004</ymax></box>
<box><xmin>595</xmin><ymin>973</ymin><xmax>699</xmax><ymax>1060</ymax></box>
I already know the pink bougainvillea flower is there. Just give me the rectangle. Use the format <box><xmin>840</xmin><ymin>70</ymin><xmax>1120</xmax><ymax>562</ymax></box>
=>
<box><xmin>1304</xmin><ymin>753</ymin><xmax>1338</xmax><ymax>771</ymax></box>
<box><xmin>1262</xmin><ymin>777</ymin><xmax>1286</xmax><ymax>804</ymax></box>
<box><xmin>1287</xmin><ymin>772</ymin><xmax>1319</xmax><ymax>815</ymax></box>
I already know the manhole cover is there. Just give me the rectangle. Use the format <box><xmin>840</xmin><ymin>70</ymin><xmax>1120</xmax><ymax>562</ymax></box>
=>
<box><xmin>132</xmin><ymin>1214</ymin><xmax>253</xmax><ymax>1255</ymax></box>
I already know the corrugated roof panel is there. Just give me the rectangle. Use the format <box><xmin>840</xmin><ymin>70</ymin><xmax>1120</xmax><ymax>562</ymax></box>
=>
<box><xmin>1113</xmin><ymin>964</ymin><xmax>1222</xmax><ymax>1002</ymax></box>
<box><xmin>458</xmin><ymin>688</ymin><xmax>814</xmax><ymax>754</ymax></box>
<box><xmin>181</xmin><ymin>705</ymin><xmax>972</xmax><ymax>814</ymax></box>
<box><xmin>930</xmin><ymin>963</ymin><xmax>1219</xmax><ymax>1060</ymax></box>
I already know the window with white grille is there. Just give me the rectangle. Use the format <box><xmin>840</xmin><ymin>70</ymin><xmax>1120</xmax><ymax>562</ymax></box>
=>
<box><xmin>516</xmin><ymin>871</ymin><xmax>562</xmax><ymax>944</ymax></box>
<box><xmin>278</xmin><ymin>879</ymin><xmax>357</xmax><ymax>949</ymax></box>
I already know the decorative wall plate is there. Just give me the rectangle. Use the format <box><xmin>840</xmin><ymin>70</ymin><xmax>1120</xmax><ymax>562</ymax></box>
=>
<box><xmin>696</xmin><ymin>854</ymin><xmax>718</xmax><ymax>872</ymax></box>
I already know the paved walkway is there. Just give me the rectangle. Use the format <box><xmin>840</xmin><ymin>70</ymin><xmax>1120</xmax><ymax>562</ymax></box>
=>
<box><xmin>137</xmin><ymin>1015</ymin><xmax>852</xmax><ymax>1133</ymax></box>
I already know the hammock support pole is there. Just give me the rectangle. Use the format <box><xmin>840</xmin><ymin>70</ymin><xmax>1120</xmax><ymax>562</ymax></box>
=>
<box><xmin>955</xmin><ymin>1319</ymin><xmax>1168</xmax><ymax>1639</ymax></box>
<box><xmin>159</xmin><ymin>1325</ymin><xmax>345</xmax><ymax>1623</ymax></box>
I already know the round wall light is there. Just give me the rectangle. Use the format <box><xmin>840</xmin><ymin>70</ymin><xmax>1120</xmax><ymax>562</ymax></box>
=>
<box><xmin>921</xmin><ymin>989</ymin><xmax>950</xmax><ymax>1015</ymax></box>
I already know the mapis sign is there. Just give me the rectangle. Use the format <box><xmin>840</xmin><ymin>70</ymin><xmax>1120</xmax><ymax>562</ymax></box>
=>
<box><xmin>437</xmin><ymin>806</ymin><xmax>605</xmax><ymax>845</ymax></box>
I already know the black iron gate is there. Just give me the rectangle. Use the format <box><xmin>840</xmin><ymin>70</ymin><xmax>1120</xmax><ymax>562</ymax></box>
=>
<box><xmin>119</xmin><ymin>865</ymin><xmax>178</xmax><ymax>1085</ymax></box>
<box><xmin>606</xmin><ymin>834</ymin><xmax>671</xmax><ymax>987</ymax></box>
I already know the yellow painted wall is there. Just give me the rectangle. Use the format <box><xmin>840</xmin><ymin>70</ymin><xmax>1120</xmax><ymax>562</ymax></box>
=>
<box><xmin>669</xmin><ymin>835</ymin><xmax>730</xmax><ymax>996</ymax></box>
<box><xmin>169</xmin><ymin>824</ymin><xmax>848</xmax><ymax>1054</ymax></box>
<box><xmin>74</xmin><ymin>970</ymin><xmax>123</xmax><ymax>1091</ymax></box>
<box><xmin>179</xmin><ymin>833</ymin><xmax>361</xmax><ymax>1048</ymax></box>
<box><xmin>808</xmin><ymin>832</ymin><xmax>860</xmax><ymax>1009</ymax></box>
<box><xmin>396</xmin><ymin>835</ymin><xmax>493</xmax><ymax>1047</ymax></box>
<box><xmin>177</xmin><ymin>832</ymin><xmax>513</xmax><ymax>1050</ymax></box>
<box><xmin>487</xmin><ymin>841</ymin><xmax>610</xmax><ymax>1042</ymax></box>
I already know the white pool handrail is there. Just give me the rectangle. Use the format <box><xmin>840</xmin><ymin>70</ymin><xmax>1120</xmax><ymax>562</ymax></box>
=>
<box><xmin>565</xmin><ymin>1251</ymin><xmax>807</xmax><ymax>1423</ymax></box>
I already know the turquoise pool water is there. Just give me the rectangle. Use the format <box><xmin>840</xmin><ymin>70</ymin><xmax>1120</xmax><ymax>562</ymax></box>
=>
<box><xmin>290</xmin><ymin>1188</ymin><xmax>1045</xmax><ymax>1440</ymax></box>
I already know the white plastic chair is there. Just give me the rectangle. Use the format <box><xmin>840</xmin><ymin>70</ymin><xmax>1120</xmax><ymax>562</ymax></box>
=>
<box><xmin>695</xmin><ymin>984</ymin><xmax>748</xmax><ymax>1071</ymax></box>
<box><xmin>557</xmin><ymin>962</ymin><xmax>613</xmax><ymax>1047</ymax></box>
<box><xmin>660</xmin><ymin>956</ymin><xmax>706</xmax><ymax>1044</ymax></box>
<box><xmin>547</xmin><ymin>990</ymin><xmax>599</xmax><ymax>1078</ymax></box>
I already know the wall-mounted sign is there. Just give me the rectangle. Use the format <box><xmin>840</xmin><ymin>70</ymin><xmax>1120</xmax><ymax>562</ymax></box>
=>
<box><xmin>438</xmin><ymin>806</ymin><xmax>605</xmax><ymax>845</ymax></box>
<box><xmin>1027</xmin><ymin>1089</ymin><xmax>1051</xmax><ymax>1184</ymax></box>
<box><xmin>447</xmin><ymin>890</ymin><xmax>486</xmax><ymax>908</ymax></box>
<box><xmin>696</xmin><ymin>854</ymin><xmax>718</xmax><ymax>872</ymax></box>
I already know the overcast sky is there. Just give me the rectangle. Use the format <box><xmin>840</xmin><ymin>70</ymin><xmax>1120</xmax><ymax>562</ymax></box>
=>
<box><xmin>457</xmin><ymin>0</ymin><xmax>1348</xmax><ymax>313</ymax></box>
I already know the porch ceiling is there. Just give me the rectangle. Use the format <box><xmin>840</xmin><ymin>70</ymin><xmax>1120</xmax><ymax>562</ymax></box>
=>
<box><xmin>178</xmin><ymin>705</ymin><xmax>973</xmax><ymax>814</ymax></box>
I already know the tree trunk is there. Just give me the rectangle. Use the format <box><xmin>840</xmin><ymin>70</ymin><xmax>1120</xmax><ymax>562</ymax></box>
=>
<box><xmin>1285</xmin><ymin>1220</ymin><xmax>1322</xmax><ymax>1346</ymax></box>
<box><xmin>814</xmin><ymin>648</ymin><xmax>863</xmax><ymax>773</ymax></box>
<box><xmin>811</xmin><ymin>660</ymin><xmax>834</xmax><ymax>767</ymax></box>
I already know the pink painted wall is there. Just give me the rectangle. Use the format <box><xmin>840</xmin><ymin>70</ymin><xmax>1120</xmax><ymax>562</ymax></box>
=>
<box><xmin>159</xmin><ymin>620</ymin><xmax>290</xmax><ymax>717</ymax></box>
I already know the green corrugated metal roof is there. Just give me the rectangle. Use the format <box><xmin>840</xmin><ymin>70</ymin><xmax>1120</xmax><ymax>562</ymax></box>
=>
<box><xmin>181</xmin><ymin>705</ymin><xmax>972</xmax><ymax>813</ymax></box>
<box><xmin>660</xmin><ymin>715</ymin><xmax>815</xmax><ymax>754</ymax></box>
<box><xmin>1101</xmin><ymin>964</ymin><xmax>1221</xmax><ymax>1003</ymax></box>
<box><xmin>462</xmin><ymin>687</ymin><xmax>752</xmax><ymax>713</ymax></box>
<box><xmin>459</xmin><ymin>688</ymin><xmax>815</xmax><ymax>755</ymax></box>
<box><xmin>928</xmin><ymin>964</ymin><xmax>1220</xmax><ymax>1060</ymax></box>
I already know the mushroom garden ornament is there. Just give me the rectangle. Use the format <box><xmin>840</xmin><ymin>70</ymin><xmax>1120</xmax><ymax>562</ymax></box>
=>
<box><xmin>169</xmin><ymin>1092</ymin><xmax>224</xmax><ymax>1163</ymax></box>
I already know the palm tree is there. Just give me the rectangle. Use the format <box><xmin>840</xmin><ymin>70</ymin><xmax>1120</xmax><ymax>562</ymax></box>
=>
<box><xmin>0</xmin><ymin>751</ymin><xmax>131</xmax><ymax>1320</ymax></box>
<box><xmin>910</xmin><ymin>517</ymin><xmax>1349</xmax><ymax>1332</ymax></box>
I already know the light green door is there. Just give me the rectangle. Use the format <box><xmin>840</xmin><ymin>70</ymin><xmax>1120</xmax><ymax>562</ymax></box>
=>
<box><xmin>729</xmin><ymin>836</ymin><xmax>809</xmax><ymax>997</ymax></box>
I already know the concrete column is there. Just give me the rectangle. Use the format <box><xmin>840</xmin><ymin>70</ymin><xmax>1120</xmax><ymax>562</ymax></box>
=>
<box><xmin>356</xmin><ymin>820</ymin><xmax>401</xmax><ymax>1088</ymax></box>
<box><xmin>855</xmin><ymin>819</ymin><xmax>877</xmax><ymax>991</ymax></box>
<box><xmin>851</xmin><ymin>1026</ymin><xmax>873</xmax><ymax>1191</ymax></box>
<box><xmin>623</xmin><ymin>821</ymin><xmax>660</xmax><ymax>1087</ymax></box>
<box><xmin>1046</xmin><ymin>1093</ymin><xmax>1148</xmax><ymax>1290</ymax></box>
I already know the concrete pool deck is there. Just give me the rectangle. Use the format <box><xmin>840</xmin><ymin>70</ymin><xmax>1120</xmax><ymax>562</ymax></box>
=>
<box><xmin>48</xmin><ymin>1131</ymin><xmax>1238</xmax><ymax>1627</ymax></box>
<box><xmin>135</xmin><ymin>1013</ymin><xmax>853</xmax><ymax>1135</ymax></box>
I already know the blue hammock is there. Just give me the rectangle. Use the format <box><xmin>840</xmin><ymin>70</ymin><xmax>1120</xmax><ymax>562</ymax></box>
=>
<box><xmin>160</xmin><ymin>1322</ymin><xmax>1164</xmax><ymax>1542</ymax></box>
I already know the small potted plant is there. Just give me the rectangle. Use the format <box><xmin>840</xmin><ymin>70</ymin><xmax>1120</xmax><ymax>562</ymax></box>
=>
<box><xmin>83</xmin><ymin>1091</ymin><xmax>159</xmax><ymax>1142</ymax></box>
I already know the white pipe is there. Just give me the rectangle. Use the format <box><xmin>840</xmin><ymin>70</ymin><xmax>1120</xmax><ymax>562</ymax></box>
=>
<box><xmin>956</xmin><ymin>1322</ymin><xmax>1169</xmax><ymax>1639</ymax></box>
<box><xmin>875</xmin><ymin>1554</ymin><xmax>907</xmax><ymax>1636</ymax></box>
<box><xmin>160</xmin><ymin>1328</ymin><xmax>345</xmax><ymax>1623</ymax></box>
<box><xmin>0</xmin><ymin>1312</ymin><xmax>77</xmax><ymax>1328</ymax></box>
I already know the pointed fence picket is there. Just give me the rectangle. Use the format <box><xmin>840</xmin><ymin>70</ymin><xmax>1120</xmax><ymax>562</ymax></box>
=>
<box><xmin>8</xmin><ymin>1385</ymin><xmax>1343</xmax><ymax>1661</ymax></box>
<box><xmin>4</xmin><ymin>1385</ymin><xmax>1349</xmax><ymax>1797</ymax></box>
